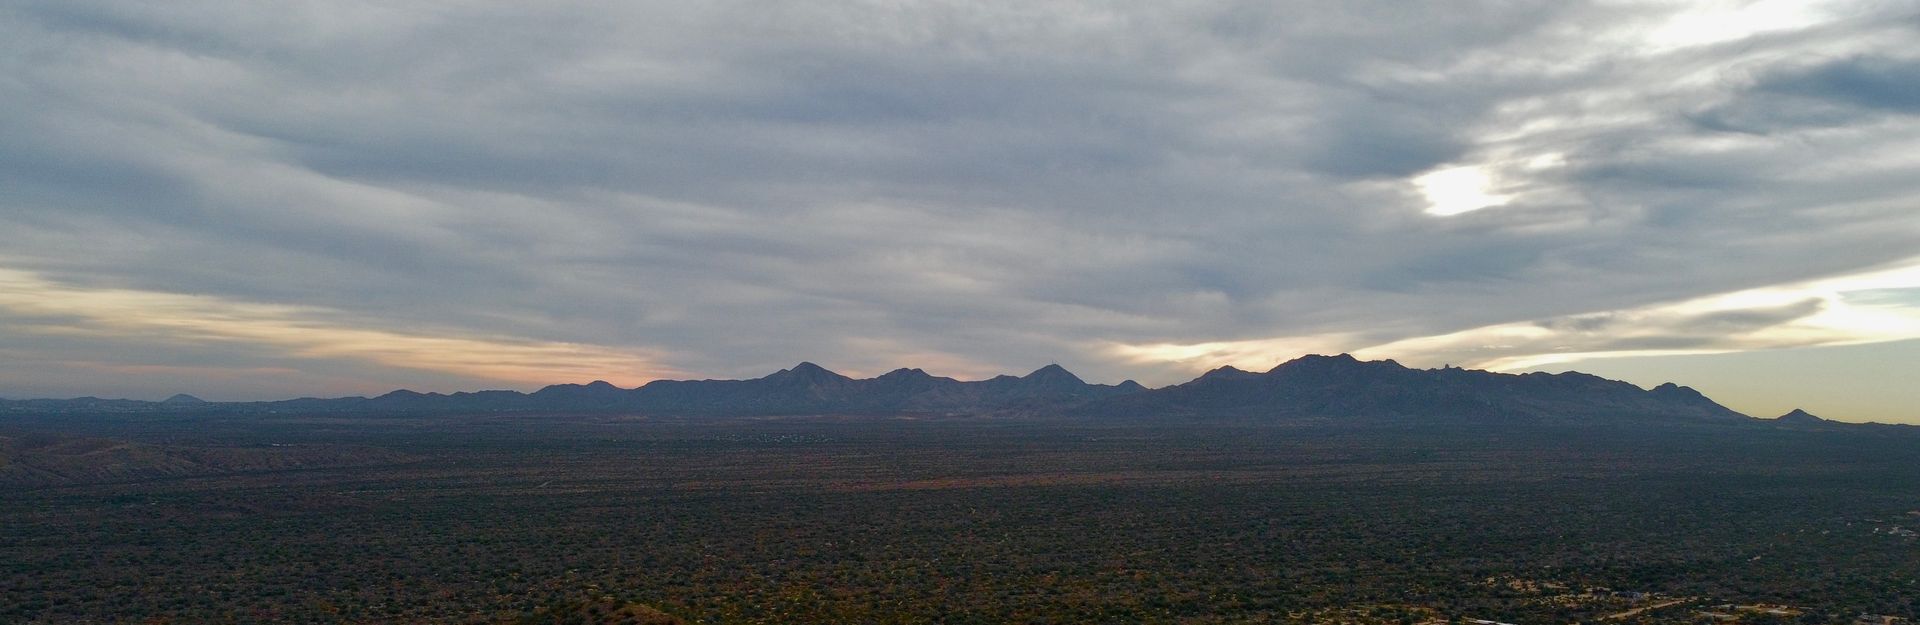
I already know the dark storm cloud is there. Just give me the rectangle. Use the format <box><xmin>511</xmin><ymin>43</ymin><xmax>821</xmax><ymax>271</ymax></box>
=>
<box><xmin>3</xmin><ymin>0</ymin><xmax>1919</xmax><ymax>399</ymax></box>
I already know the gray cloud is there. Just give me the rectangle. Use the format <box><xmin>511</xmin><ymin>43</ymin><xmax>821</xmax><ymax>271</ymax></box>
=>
<box><xmin>3</xmin><ymin>0</ymin><xmax>1920</xmax><ymax>400</ymax></box>
<box><xmin>1693</xmin><ymin>54</ymin><xmax>1920</xmax><ymax>133</ymax></box>
<box><xmin>1760</xmin><ymin>55</ymin><xmax>1920</xmax><ymax>113</ymax></box>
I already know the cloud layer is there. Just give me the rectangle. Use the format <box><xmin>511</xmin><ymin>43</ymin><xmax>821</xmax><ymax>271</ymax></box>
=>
<box><xmin>3</xmin><ymin>1</ymin><xmax>1918</xmax><ymax>414</ymax></box>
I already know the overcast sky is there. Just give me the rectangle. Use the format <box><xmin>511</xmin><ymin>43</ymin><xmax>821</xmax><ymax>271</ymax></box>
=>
<box><xmin>3</xmin><ymin>1</ymin><xmax>1918</xmax><ymax>422</ymax></box>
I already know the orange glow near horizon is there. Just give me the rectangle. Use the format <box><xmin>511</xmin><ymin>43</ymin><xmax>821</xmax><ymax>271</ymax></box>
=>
<box><xmin>0</xmin><ymin>268</ymin><xmax>680</xmax><ymax>389</ymax></box>
<box><xmin>1105</xmin><ymin>257</ymin><xmax>1920</xmax><ymax>377</ymax></box>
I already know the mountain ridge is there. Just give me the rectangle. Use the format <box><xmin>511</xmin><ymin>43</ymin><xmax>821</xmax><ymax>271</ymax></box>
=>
<box><xmin>1071</xmin><ymin>353</ymin><xmax>1750</xmax><ymax>426</ymax></box>
<box><xmin>0</xmin><ymin>355</ymin><xmax>1900</xmax><ymax>428</ymax></box>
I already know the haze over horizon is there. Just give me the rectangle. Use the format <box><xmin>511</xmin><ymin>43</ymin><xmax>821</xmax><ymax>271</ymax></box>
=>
<box><xmin>4</xmin><ymin>1</ymin><xmax>1919</xmax><ymax>422</ymax></box>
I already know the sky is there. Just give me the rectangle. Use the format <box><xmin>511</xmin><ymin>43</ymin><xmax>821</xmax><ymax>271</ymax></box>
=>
<box><xmin>2</xmin><ymin>1</ymin><xmax>1918</xmax><ymax>422</ymax></box>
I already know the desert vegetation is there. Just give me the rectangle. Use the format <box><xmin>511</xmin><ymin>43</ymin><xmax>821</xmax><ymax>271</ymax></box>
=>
<box><xmin>2</xmin><ymin>413</ymin><xmax>1916</xmax><ymax>623</ymax></box>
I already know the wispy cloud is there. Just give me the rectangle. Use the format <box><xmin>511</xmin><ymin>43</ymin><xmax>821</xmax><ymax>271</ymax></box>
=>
<box><xmin>1110</xmin><ymin>256</ymin><xmax>1920</xmax><ymax>374</ymax></box>
<box><xmin>0</xmin><ymin>268</ymin><xmax>678</xmax><ymax>388</ymax></box>
<box><xmin>1</xmin><ymin>0</ymin><xmax>1918</xmax><ymax>402</ymax></box>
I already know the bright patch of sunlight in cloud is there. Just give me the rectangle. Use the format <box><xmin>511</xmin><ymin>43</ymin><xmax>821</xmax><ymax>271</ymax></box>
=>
<box><xmin>1630</xmin><ymin>0</ymin><xmax>1833</xmax><ymax>51</ymax></box>
<box><xmin>1370</xmin><ymin>258</ymin><xmax>1920</xmax><ymax>371</ymax></box>
<box><xmin>0</xmin><ymin>268</ymin><xmax>677</xmax><ymax>387</ymax></box>
<box><xmin>1414</xmin><ymin>165</ymin><xmax>1512</xmax><ymax>216</ymax></box>
<box><xmin>1106</xmin><ymin>257</ymin><xmax>1920</xmax><ymax>375</ymax></box>
<box><xmin>1107</xmin><ymin>334</ymin><xmax>1358</xmax><ymax>373</ymax></box>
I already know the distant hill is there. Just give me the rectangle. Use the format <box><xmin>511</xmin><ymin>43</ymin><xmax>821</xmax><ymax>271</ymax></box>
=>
<box><xmin>1072</xmin><ymin>354</ymin><xmax>1752</xmax><ymax>426</ymax></box>
<box><xmin>0</xmin><ymin>362</ymin><xmax>1148</xmax><ymax>417</ymax></box>
<box><xmin>0</xmin><ymin>355</ymin><xmax>1904</xmax><ymax>430</ymax></box>
<box><xmin>620</xmin><ymin>362</ymin><xmax>1142</xmax><ymax>415</ymax></box>
<box><xmin>1773</xmin><ymin>408</ymin><xmax>1840</xmax><ymax>429</ymax></box>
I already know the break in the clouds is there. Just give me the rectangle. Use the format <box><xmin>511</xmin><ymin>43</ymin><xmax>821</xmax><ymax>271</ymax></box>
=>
<box><xmin>2</xmin><ymin>1</ymin><xmax>1918</xmax><ymax>420</ymax></box>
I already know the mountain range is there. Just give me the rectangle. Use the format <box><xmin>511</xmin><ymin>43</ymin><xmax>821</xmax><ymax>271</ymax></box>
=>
<box><xmin>1073</xmin><ymin>354</ymin><xmax>1749</xmax><ymax>426</ymax></box>
<box><xmin>0</xmin><ymin>354</ymin><xmax>1891</xmax><ymax>427</ymax></box>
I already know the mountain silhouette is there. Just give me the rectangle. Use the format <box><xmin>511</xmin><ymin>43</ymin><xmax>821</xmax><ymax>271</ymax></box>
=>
<box><xmin>1772</xmin><ymin>408</ymin><xmax>1839</xmax><ymax>429</ymax></box>
<box><xmin>624</xmin><ymin>362</ymin><xmax>1139</xmax><ymax>415</ymax></box>
<box><xmin>1777</xmin><ymin>408</ymin><xmax>1824</xmax><ymax>422</ymax></box>
<box><xmin>0</xmin><ymin>355</ymin><xmax>1897</xmax><ymax>430</ymax></box>
<box><xmin>1074</xmin><ymin>354</ymin><xmax>1750</xmax><ymax>425</ymax></box>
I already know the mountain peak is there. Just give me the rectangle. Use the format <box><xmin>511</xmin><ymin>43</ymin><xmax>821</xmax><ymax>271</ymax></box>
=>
<box><xmin>871</xmin><ymin>368</ymin><xmax>938</xmax><ymax>390</ymax></box>
<box><xmin>161</xmin><ymin>393</ymin><xmax>205</xmax><ymax>404</ymax></box>
<box><xmin>1650</xmin><ymin>382</ymin><xmax>1711</xmax><ymax>402</ymax></box>
<box><xmin>1267</xmin><ymin>353</ymin><xmax>1403</xmax><ymax>375</ymax></box>
<box><xmin>878</xmin><ymin>367</ymin><xmax>930</xmax><ymax>379</ymax></box>
<box><xmin>532</xmin><ymin>380</ymin><xmax>625</xmax><ymax>398</ymax></box>
<box><xmin>1197</xmin><ymin>365</ymin><xmax>1256</xmax><ymax>381</ymax></box>
<box><xmin>768</xmin><ymin>361</ymin><xmax>850</xmax><ymax>383</ymax></box>
<box><xmin>1777</xmin><ymin>408</ymin><xmax>1827</xmax><ymax>423</ymax></box>
<box><xmin>1023</xmin><ymin>364</ymin><xmax>1085</xmax><ymax>386</ymax></box>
